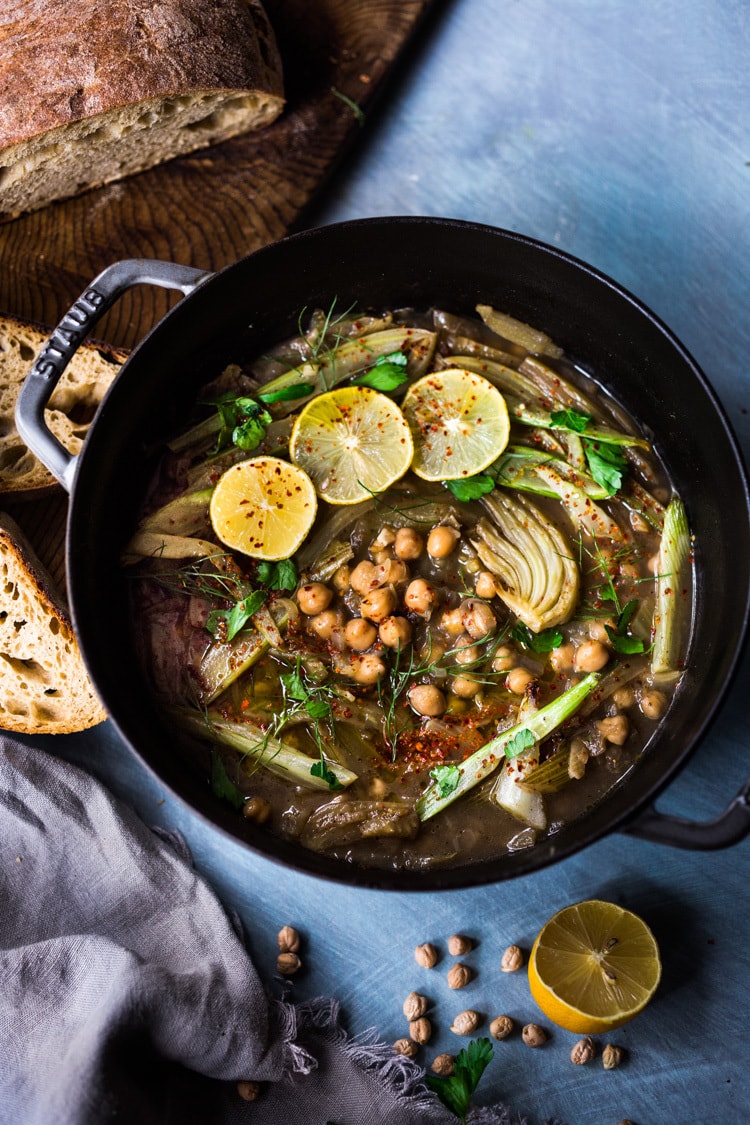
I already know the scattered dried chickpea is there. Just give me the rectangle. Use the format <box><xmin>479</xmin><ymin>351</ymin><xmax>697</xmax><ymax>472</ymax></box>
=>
<box><xmin>359</xmin><ymin>586</ymin><xmax>397</xmax><ymax>624</ymax></box>
<box><xmin>451</xmin><ymin>675</ymin><xmax>481</xmax><ymax>699</ymax></box>
<box><xmin>308</xmin><ymin>608</ymin><xmax>344</xmax><ymax>641</ymax></box>
<box><xmin>344</xmin><ymin>616</ymin><xmax>377</xmax><ymax>651</ymax></box>
<box><xmin>522</xmin><ymin>1023</ymin><xmax>548</xmax><ymax>1048</ymax></box>
<box><xmin>596</xmin><ymin>714</ymin><xmax>630</xmax><ymax>746</ymax></box>
<box><xmin>506</xmin><ymin>667</ymin><xmax>535</xmax><ymax>695</ymax></box>
<box><xmin>408</xmin><ymin>683</ymin><xmax>447</xmax><ymax>717</ymax></box>
<box><xmin>379</xmin><ymin>615</ymin><xmax>413</xmax><ymax>648</ymax></box>
<box><xmin>296</xmin><ymin>582</ymin><xmax>333</xmax><ymax>616</ymax></box>
<box><xmin>237</xmin><ymin>1081</ymin><xmax>261</xmax><ymax>1102</ymax></box>
<box><xmin>639</xmin><ymin>688</ymin><xmax>668</xmax><ymax>720</ymax></box>
<box><xmin>603</xmin><ymin>1044</ymin><xmax>625</xmax><ymax>1070</ymax></box>
<box><xmin>350</xmin><ymin>560</ymin><xmax>379</xmax><ymax>595</ymax></box>
<box><xmin>351</xmin><ymin>652</ymin><xmax>386</xmax><ymax>685</ymax></box>
<box><xmin>489</xmin><ymin>1015</ymin><xmax>514</xmax><ymax>1040</ymax></box>
<box><xmin>393</xmin><ymin>1037</ymin><xmax>418</xmax><ymax>1059</ymax></box>
<box><xmin>431</xmin><ymin>1053</ymin><xmax>455</xmax><ymax>1076</ymax></box>
<box><xmin>394</xmin><ymin>527</ymin><xmax>424</xmax><ymax>560</ymax></box>
<box><xmin>409</xmin><ymin>1017</ymin><xmax>432</xmax><ymax>1044</ymax></box>
<box><xmin>405</xmin><ymin>578</ymin><xmax>437</xmax><ymax>616</ymax></box>
<box><xmin>575</xmin><ymin>639</ymin><xmax>610</xmax><ymax>673</ymax></box>
<box><xmin>571</xmin><ymin>1036</ymin><xmax>596</xmax><ymax>1065</ymax></box>
<box><xmin>500</xmin><ymin>944</ymin><xmax>524</xmax><ymax>973</ymax></box>
<box><xmin>461</xmin><ymin>599</ymin><xmax>497</xmax><ymax>640</ymax></box>
<box><xmin>277</xmin><ymin>952</ymin><xmax>301</xmax><ymax>976</ymax></box>
<box><xmin>451</xmin><ymin>1010</ymin><xmax>480</xmax><ymax>1036</ymax></box>
<box><xmin>447</xmin><ymin>963</ymin><xmax>473</xmax><ymax>990</ymax></box>
<box><xmin>447</xmin><ymin>934</ymin><xmax>473</xmax><ymax>956</ymax></box>
<box><xmin>243</xmin><ymin>796</ymin><xmax>271</xmax><ymax>824</ymax></box>
<box><xmin>474</xmin><ymin>570</ymin><xmax>498</xmax><ymax>599</ymax></box>
<box><xmin>415</xmin><ymin>942</ymin><xmax>439</xmax><ymax>969</ymax></box>
<box><xmin>403</xmin><ymin>992</ymin><xmax>429</xmax><ymax>1021</ymax></box>
<box><xmin>427</xmin><ymin>524</ymin><xmax>460</xmax><ymax>559</ymax></box>
<box><xmin>277</xmin><ymin>925</ymin><xmax>300</xmax><ymax>953</ymax></box>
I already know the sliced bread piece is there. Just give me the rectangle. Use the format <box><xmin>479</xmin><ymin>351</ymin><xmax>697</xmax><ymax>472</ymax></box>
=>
<box><xmin>0</xmin><ymin>314</ymin><xmax>128</xmax><ymax>497</ymax></box>
<box><xmin>0</xmin><ymin>0</ymin><xmax>284</xmax><ymax>219</ymax></box>
<box><xmin>0</xmin><ymin>512</ymin><xmax>105</xmax><ymax>733</ymax></box>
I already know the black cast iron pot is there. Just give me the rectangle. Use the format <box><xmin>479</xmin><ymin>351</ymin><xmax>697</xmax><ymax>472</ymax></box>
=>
<box><xmin>16</xmin><ymin>217</ymin><xmax>750</xmax><ymax>890</ymax></box>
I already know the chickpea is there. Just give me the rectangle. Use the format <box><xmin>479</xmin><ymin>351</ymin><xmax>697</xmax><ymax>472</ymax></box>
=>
<box><xmin>461</xmin><ymin>599</ymin><xmax>497</xmax><ymax>640</ymax></box>
<box><xmin>243</xmin><ymin>796</ymin><xmax>271</xmax><ymax>823</ymax></box>
<box><xmin>344</xmin><ymin>616</ymin><xmax>377</xmax><ymax>651</ymax></box>
<box><xmin>506</xmin><ymin>666</ymin><xmax>536</xmax><ymax>695</ymax></box>
<box><xmin>376</xmin><ymin>559</ymin><xmax>409</xmax><ymax>586</ymax></box>
<box><xmin>619</xmin><ymin>561</ymin><xmax>640</xmax><ymax>580</ymax></box>
<box><xmin>640</xmin><ymin>688</ymin><xmax>668</xmax><ymax>720</ymax></box>
<box><xmin>379</xmin><ymin>615</ymin><xmax>413</xmax><ymax>648</ymax></box>
<box><xmin>548</xmin><ymin>641</ymin><xmax>575</xmax><ymax>674</ymax></box>
<box><xmin>574</xmin><ymin>640</ymin><xmax>610</xmax><ymax>673</ymax></box>
<box><xmin>351</xmin><ymin>652</ymin><xmax>386</xmax><ymax>685</ymax></box>
<box><xmin>588</xmin><ymin>619</ymin><xmax>614</xmax><ymax>644</ymax></box>
<box><xmin>332</xmin><ymin>564</ymin><xmax>351</xmax><ymax>594</ymax></box>
<box><xmin>440</xmin><ymin>606</ymin><xmax>466</xmax><ymax>637</ymax></box>
<box><xmin>474</xmin><ymin>570</ymin><xmax>498</xmax><ymax>599</ymax></box>
<box><xmin>297</xmin><ymin>582</ymin><xmax>333</xmax><ymax>616</ymax></box>
<box><xmin>371</xmin><ymin>547</ymin><xmax>394</xmax><ymax>565</ymax></box>
<box><xmin>451</xmin><ymin>675</ymin><xmax>481</xmax><ymax>698</ymax></box>
<box><xmin>350</xmin><ymin>560</ymin><xmax>379</xmax><ymax>595</ymax></box>
<box><xmin>491</xmin><ymin>644</ymin><xmax>517</xmax><ymax>673</ymax></box>
<box><xmin>427</xmin><ymin>524</ymin><xmax>460</xmax><ymax>559</ymax></box>
<box><xmin>360</xmin><ymin>586</ymin><xmax>396</xmax><ymax>624</ymax></box>
<box><xmin>612</xmin><ymin>685</ymin><xmax>636</xmax><ymax>709</ymax></box>
<box><xmin>308</xmin><ymin>608</ymin><xmax>344</xmax><ymax>641</ymax></box>
<box><xmin>371</xmin><ymin>525</ymin><xmax>396</xmax><ymax>550</ymax></box>
<box><xmin>454</xmin><ymin>636</ymin><xmax>480</xmax><ymax>666</ymax></box>
<box><xmin>394</xmin><ymin>527</ymin><xmax>424</xmax><ymax>560</ymax></box>
<box><xmin>407</xmin><ymin>683</ymin><xmax>447</xmax><ymax>717</ymax></box>
<box><xmin>405</xmin><ymin>578</ymin><xmax>437</xmax><ymax>617</ymax></box>
<box><xmin>596</xmin><ymin>714</ymin><xmax>630</xmax><ymax>746</ymax></box>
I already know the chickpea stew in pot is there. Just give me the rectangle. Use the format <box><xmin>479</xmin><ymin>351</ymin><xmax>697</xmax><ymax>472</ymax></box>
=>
<box><xmin>124</xmin><ymin>303</ymin><xmax>692</xmax><ymax>872</ymax></box>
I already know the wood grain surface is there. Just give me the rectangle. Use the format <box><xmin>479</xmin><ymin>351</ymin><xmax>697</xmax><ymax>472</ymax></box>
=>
<box><xmin>1</xmin><ymin>0</ymin><xmax>435</xmax><ymax>592</ymax></box>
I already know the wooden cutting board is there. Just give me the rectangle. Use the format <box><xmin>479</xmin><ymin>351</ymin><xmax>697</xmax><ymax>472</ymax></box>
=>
<box><xmin>0</xmin><ymin>0</ymin><xmax>436</xmax><ymax>590</ymax></box>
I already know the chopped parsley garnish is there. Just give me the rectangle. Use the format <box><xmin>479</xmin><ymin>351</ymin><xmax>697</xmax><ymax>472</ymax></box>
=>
<box><xmin>550</xmin><ymin>407</ymin><xmax>592</xmax><ymax>433</ymax></box>
<box><xmin>210</xmin><ymin>753</ymin><xmax>244</xmax><ymax>811</ymax></box>
<box><xmin>444</xmin><ymin>474</ymin><xmax>495</xmax><ymax>502</ymax></box>
<box><xmin>257</xmin><ymin>558</ymin><xmax>299</xmax><ymax>591</ymax></box>
<box><xmin>605</xmin><ymin>598</ymin><xmax>647</xmax><ymax>654</ymax></box>
<box><xmin>429</xmin><ymin>763</ymin><xmax>461</xmax><ymax>799</ymax></box>
<box><xmin>310</xmin><ymin>759</ymin><xmax>341</xmax><ymax>788</ymax></box>
<box><xmin>257</xmin><ymin>383</ymin><xmax>314</xmax><ymax>404</ymax></box>
<box><xmin>505</xmin><ymin>728</ymin><xmax>536</xmax><ymax>759</ymax></box>
<box><xmin>352</xmin><ymin>350</ymin><xmax>409</xmax><ymax>392</ymax></box>
<box><xmin>425</xmin><ymin>1038</ymin><xmax>494</xmax><ymax>1123</ymax></box>
<box><xmin>279</xmin><ymin>657</ymin><xmax>341</xmax><ymax>789</ymax></box>
<box><xmin>584</xmin><ymin>440</ymin><xmax>627</xmax><ymax>496</ymax></box>
<box><xmin>511</xmin><ymin>622</ymin><xmax>563</xmax><ymax>652</ymax></box>
<box><xmin>206</xmin><ymin>589</ymin><xmax>267</xmax><ymax>642</ymax></box>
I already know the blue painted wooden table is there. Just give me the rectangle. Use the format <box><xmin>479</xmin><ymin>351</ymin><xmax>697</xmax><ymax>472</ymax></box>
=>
<box><xmin>44</xmin><ymin>2</ymin><xmax>750</xmax><ymax>1121</ymax></box>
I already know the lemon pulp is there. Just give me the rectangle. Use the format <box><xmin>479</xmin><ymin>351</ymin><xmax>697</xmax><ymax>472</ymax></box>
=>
<box><xmin>289</xmin><ymin>385</ymin><xmax>413</xmax><ymax>505</ymax></box>
<box><xmin>400</xmin><ymin>367</ymin><xmax>510</xmax><ymax>481</ymax></box>
<box><xmin>527</xmin><ymin>899</ymin><xmax>662</xmax><ymax>1034</ymax></box>
<box><xmin>209</xmin><ymin>456</ymin><xmax>317</xmax><ymax>560</ymax></box>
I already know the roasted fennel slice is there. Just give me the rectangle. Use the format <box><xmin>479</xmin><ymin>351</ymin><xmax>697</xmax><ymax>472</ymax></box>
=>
<box><xmin>471</xmin><ymin>491</ymin><xmax>579</xmax><ymax>631</ymax></box>
<box><xmin>300</xmin><ymin>795</ymin><xmax>418</xmax><ymax>850</ymax></box>
<box><xmin>476</xmin><ymin>304</ymin><xmax>563</xmax><ymax>358</ymax></box>
<box><xmin>651</xmin><ymin>496</ymin><xmax>690</xmax><ymax>675</ymax></box>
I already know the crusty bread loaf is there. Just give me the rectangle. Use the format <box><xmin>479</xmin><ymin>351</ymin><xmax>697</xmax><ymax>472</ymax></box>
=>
<box><xmin>0</xmin><ymin>0</ymin><xmax>284</xmax><ymax>219</ymax></box>
<box><xmin>0</xmin><ymin>315</ymin><xmax>128</xmax><ymax>497</ymax></box>
<box><xmin>0</xmin><ymin>512</ymin><xmax>106</xmax><ymax>733</ymax></box>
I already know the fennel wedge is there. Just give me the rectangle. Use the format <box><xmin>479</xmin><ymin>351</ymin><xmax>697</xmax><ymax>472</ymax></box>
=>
<box><xmin>651</xmin><ymin>497</ymin><xmax>691</xmax><ymax>675</ymax></box>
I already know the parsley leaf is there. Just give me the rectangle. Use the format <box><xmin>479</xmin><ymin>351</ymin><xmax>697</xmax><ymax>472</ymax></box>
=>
<box><xmin>305</xmin><ymin>699</ymin><xmax>332</xmax><ymax>721</ymax></box>
<box><xmin>550</xmin><ymin>408</ymin><xmax>593</xmax><ymax>433</ymax></box>
<box><xmin>210</xmin><ymin>753</ymin><xmax>244</xmax><ymax>811</ymax></box>
<box><xmin>426</xmin><ymin>1038</ymin><xmax>494</xmax><ymax>1123</ymax></box>
<box><xmin>511</xmin><ymin>623</ymin><xmax>563</xmax><ymax>652</ymax></box>
<box><xmin>584</xmin><ymin>440</ymin><xmax>627</xmax><ymax>496</ymax></box>
<box><xmin>257</xmin><ymin>558</ymin><xmax>299</xmax><ymax>591</ymax></box>
<box><xmin>206</xmin><ymin>589</ymin><xmax>267</xmax><ymax>642</ymax></box>
<box><xmin>279</xmin><ymin>660</ymin><xmax>308</xmax><ymax>702</ymax></box>
<box><xmin>257</xmin><ymin>383</ymin><xmax>314</xmax><ymax>404</ymax></box>
<box><xmin>505</xmin><ymin>728</ymin><xmax>536</xmax><ymax>759</ymax></box>
<box><xmin>310</xmin><ymin>759</ymin><xmax>342</xmax><ymax>790</ymax></box>
<box><xmin>212</xmin><ymin>394</ymin><xmax>272</xmax><ymax>453</ymax></box>
<box><xmin>429</xmin><ymin>763</ymin><xmax>461</xmax><ymax>799</ymax></box>
<box><xmin>352</xmin><ymin>351</ymin><xmax>409</xmax><ymax>392</ymax></box>
<box><xmin>444</xmin><ymin>474</ymin><xmax>496</xmax><ymax>502</ymax></box>
<box><xmin>604</xmin><ymin>597</ymin><xmax>647</xmax><ymax>654</ymax></box>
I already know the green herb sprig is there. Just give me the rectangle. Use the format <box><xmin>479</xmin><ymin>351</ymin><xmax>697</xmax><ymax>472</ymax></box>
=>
<box><xmin>352</xmin><ymin>350</ymin><xmax>409</xmax><ymax>392</ymax></box>
<box><xmin>425</xmin><ymin>1038</ymin><xmax>494</xmax><ymax>1123</ymax></box>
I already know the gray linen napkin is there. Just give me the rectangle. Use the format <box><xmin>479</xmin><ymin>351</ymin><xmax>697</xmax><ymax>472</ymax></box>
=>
<box><xmin>0</xmin><ymin>736</ymin><xmax>546</xmax><ymax>1125</ymax></box>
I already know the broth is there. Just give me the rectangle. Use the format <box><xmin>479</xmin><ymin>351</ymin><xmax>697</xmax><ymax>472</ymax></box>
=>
<box><xmin>126</xmin><ymin>304</ymin><xmax>692</xmax><ymax>871</ymax></box>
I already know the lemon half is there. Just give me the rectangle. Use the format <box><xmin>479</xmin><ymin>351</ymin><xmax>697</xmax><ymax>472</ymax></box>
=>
<box><xmin>209</xmin><ymin>456</ymin><xmax>317</xmax><ymax>560</ymax></box>
<box><xmin>289</xmin><ymin>385</ymin><xmax>413</xmax><ymax>505</ymax></box>
<box><xmin>401</xmin><ymin>367</ymin><xmax>510</xmax><ymax>481</ymax></box>
<box><xmin>528</xmin><ymin>899</ymin><xmax>662</xmax><ymax>1034</ymax></box>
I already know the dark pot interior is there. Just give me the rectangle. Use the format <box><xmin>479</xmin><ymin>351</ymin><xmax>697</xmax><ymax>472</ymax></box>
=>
<box><xmin>66</xmin><ymin>217</ymin><xmax>750</xmax><ymax>889</ymax></box>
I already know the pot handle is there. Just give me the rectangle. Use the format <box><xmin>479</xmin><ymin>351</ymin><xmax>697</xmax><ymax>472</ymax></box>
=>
<box><xmin>621</xmin><ymin>779</ymin><xmax>750</xmax><ymax>849</ymax></box>
<box><xmin>15</xmin><ymin>258</ymin><xmax>213</xmax><ymax>492</ymax></box>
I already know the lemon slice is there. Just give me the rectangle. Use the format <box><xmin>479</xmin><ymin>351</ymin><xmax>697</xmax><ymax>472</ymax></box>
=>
<box><xmin>289</xmin><ymin>385</ymin><xmax>413</xmax><ymax>505</ymax></box>
<box><xmin>528</xmin><ymin>899</ymin><xmax>662</xmax><ymax>1034</ymax></box>
<box><xmin>401</xmin><ymin>368</ymin><xmax>510</xmax><ymax>481</ymax></box>
<box><xmin>209</xmin><ymin>456</ymin><xmax>317</xmax><ymax>560</ymax></box>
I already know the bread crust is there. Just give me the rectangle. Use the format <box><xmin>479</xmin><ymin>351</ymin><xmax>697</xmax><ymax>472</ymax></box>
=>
<box><xmin>0</xmin><ymin>511</ymin><xmax>106</xmax><ymax>734</ymax></box>
<box><xmin>0</xmin><ymin>0</ymin><xmax>284</xmax><ymax>148</ymax></box>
